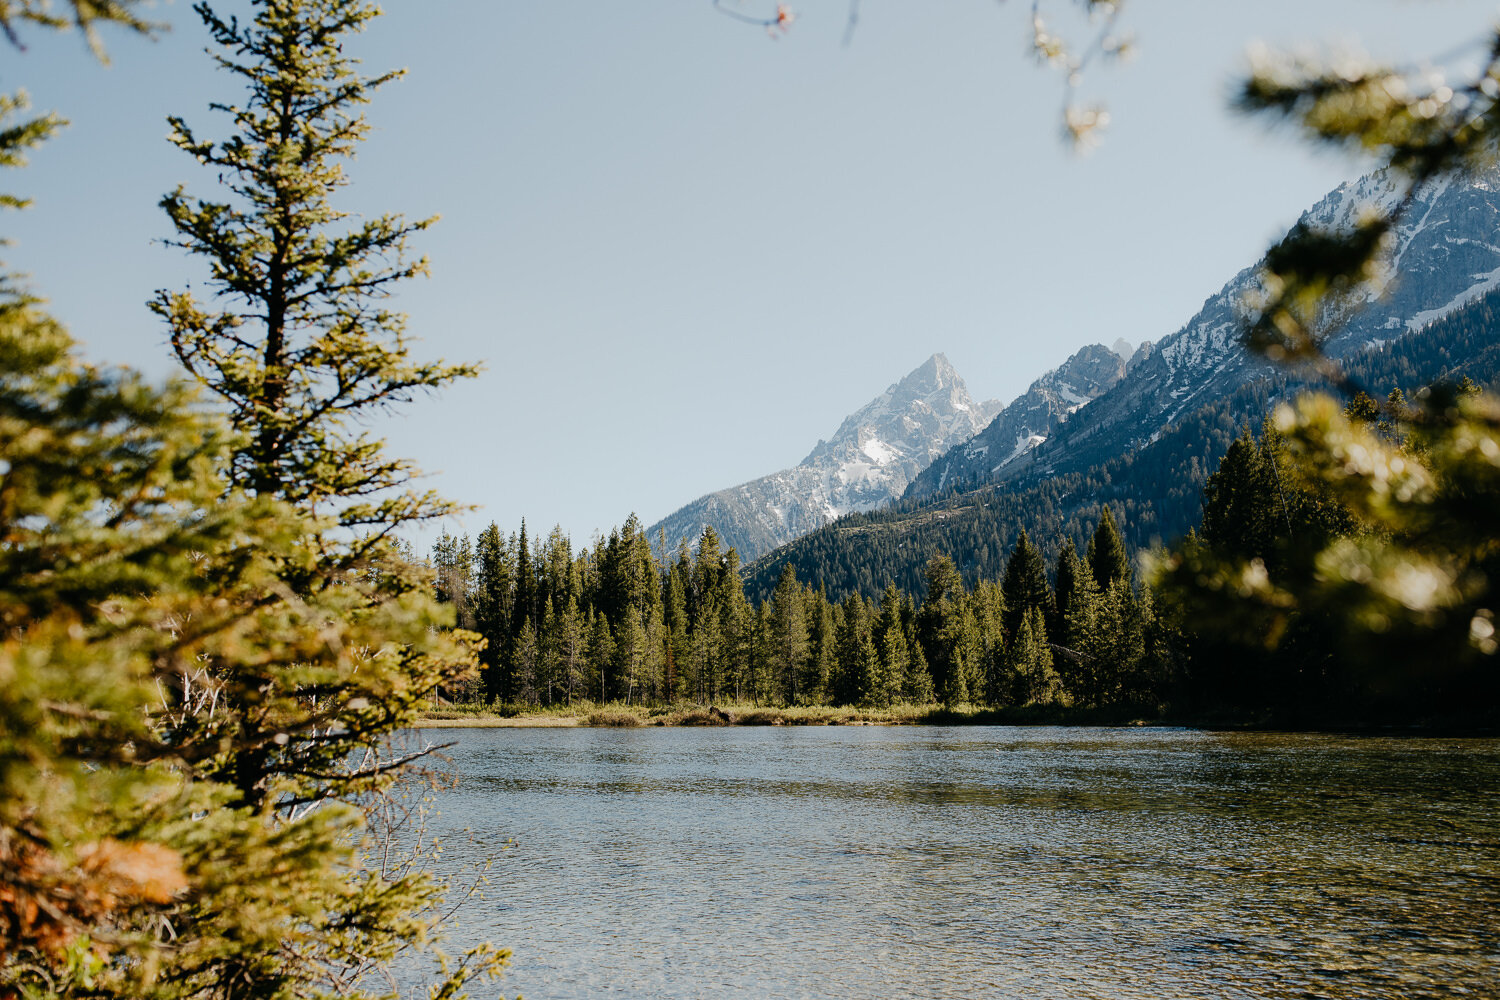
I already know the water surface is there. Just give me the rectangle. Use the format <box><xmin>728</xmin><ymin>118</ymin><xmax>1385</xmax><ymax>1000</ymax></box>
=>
<box><xmin>407</xmin><ymin>726</ymin><xmax>1499</xmax><ymax>999</ymax></box>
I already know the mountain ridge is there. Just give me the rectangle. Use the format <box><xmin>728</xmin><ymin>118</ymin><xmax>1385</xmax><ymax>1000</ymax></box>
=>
<box><xmin>645</xmin><ymin>353</ymin><xmax>1000</xmax><ymax>562</ymax></box>
<box><xmin>739</xmin><ymin>166</ymin><xmax>1500</xmax><ymax>600</ymax></box>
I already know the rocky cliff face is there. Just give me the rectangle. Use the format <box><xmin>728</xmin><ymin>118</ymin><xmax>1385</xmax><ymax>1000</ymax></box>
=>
<box><xmin>646</xmin><ymin>354</ymin><xmax>1000</xmax><ymax>561</ymax></box>
<box><xmin>904</xmin><ymin>343</ymin><xmax>1130</xmax><ymax>500</ymax></box>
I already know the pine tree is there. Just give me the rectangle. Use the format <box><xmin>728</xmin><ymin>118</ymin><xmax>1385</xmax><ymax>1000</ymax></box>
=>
<box><xmin>1058</xmin><ymin>564</ymin><xmax>1103</xmax><ymax>704</ymax></box>
<box><xmin>559</xmin><ymin>597</ymin><xmax>586</xmax><ymax>706</ymax></box>
<box><xmin>905</xmin><ymin>631</ymin><xmax>936</xmax><ymax>704</ymax></box>
<box><xmin>877</xmin><ymin>616</ymin><xmax>910</xmax><ymax>707</ymax></box>
<box><xmin>876</xmin><ymin>585</ymin><xmax>910</xmax><ymax>705</ymax></box>
<box><xmin>154</xmin><ymin>0</ymin><xmax>476</xmax><ymax>551</ymax></box>
<box><xmin>1002</xmin><ymin>530</ymin><xmax>1052</xmax><ymax>641</ymax></box>
<box><xmin>721</xmin><ymin>552</ymin><xmax>753</xmax><ymax>703</ymax></box>
<box><xmin>1086</xmin><ymin>506</ymin><xmax>1131</xmax><ymax>590</ymax></box>
<box><xmin>0</xmin><ymin>312</ymin><xmax>504</xmax><ymax>996</ymax></box>
<box><xmin>804</xmin><ymin>594</ymin><xmax>836</xmax><ymax>704</ymax></box>
<box><xmin>431</xmin><ymin>530</ymin><xmax>475</xmax><ymax>630</ymax></box>
<box><xmin>514</xmin><ymin>519</ymin><xmax>536</xmax><ymax>643</ymax></box>
<box><xmin>1009</xmin><ymin>608</ymin><xmax>1061</xmax><ymax>706</ymax></box>
<box><xmin>834</xmin><ymin>593</ymin><xmax>873</xmax><ymax>705</ymax></box>
<box><xmin>0</xmin><ymin>0</ymin><xmax>156</xmax><ymax>53</ymax></box>
<box><xmin>513</xmin><ymin>617</ymin><xmax>540</xmax><ymax>706</ymax></box>
<box><xmin>917</xmin><ymin>555</ymin><xmax>967</xmax><ymax>703</ymax></box>
<box><xmin>539</xmin><ymin>600</ymin><xmax>561</xmax><ymax>705</ymax></box>
<box><xmin>615</xmin><ymin>605</ymin><xmax>648</xmax><ymax>705</ymax></box>
<box><xmin>472</xmin><ymin>523</ymin><xmax>514</xmax><ymax>702</ymax></box>
<box><xmin>587</xmin><ymin>609</ymin><xmax>616</xmax><ymax>704</ymax></box>
<box><xmin>768</xmin><ymin>562</ymin><xmax>808</xmax><ymax>704</ymax></box>
<box><xmin>664</xmin><ymin>556</ymin><xmax>690</xmax><ymax>701</ymax></box>
<box><xmin>1052</xmin><ymin>538</ymin><xmax>1082</xmax><ymax>638</ymax></box>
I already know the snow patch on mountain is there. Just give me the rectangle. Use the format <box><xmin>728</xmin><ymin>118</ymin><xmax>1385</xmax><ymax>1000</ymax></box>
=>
<box><xmin>647</xmin><ymin>354</ymin><xmax>1001</xmax><ymax>561</ymax></box>
<box><xmin>955</xmin><ymin>163</ymin><xmax>1500</xmax><ymax>494</ymax></box>
<box><xmin>905</xmin><ymin>343</ymin><xmax>1129</xmax><ymax>500</ymax></box>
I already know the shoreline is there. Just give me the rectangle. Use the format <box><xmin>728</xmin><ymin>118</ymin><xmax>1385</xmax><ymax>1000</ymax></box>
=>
<box><xmin>411</xmin><ymin>704</ymin><xmax>1163</xmax><ymax>729</ymax></box>
<box><xmin>411</xmin><ymin>706</ymin><xmax>1499</xmax><ymax>733</ymax></box>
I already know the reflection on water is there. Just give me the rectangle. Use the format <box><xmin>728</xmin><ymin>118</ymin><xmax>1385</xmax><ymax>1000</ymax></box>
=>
<box><xmin>404</xmin><ymin>727</ymin><xmax>1500</xmax><ymax>999</ymax></box>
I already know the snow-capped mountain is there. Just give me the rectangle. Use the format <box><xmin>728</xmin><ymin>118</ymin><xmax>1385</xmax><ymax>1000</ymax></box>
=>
<box><xmin>646</xmin><ymin>354</ymin><xmax>1001</xmax><ymax>562</ymax></box>
<box><xmin>932</xmin><ymin>165</ymin><xmax>1500</xmax><ymax>492</ymax></box>
<box><xmin>904</xmin><ymin>343</ymin><xmax>1134</xmax><ymax>500</ymax></box>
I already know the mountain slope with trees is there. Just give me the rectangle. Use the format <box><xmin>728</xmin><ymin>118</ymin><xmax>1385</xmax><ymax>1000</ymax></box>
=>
<box><xmin>741</xmin><ymin>290</ymin><xmax>1500</xmax><ymax>603</ymax></box>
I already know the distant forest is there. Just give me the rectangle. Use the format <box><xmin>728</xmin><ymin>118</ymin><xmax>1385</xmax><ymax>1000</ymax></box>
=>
<box><xmin>430</xmin><ymin>297</ymin><xmax>1500</xmax><ymax>725</ymax></box>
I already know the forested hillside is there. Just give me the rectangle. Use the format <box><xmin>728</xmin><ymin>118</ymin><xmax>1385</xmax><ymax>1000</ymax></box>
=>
<box><xmin>741</xmin><ymin>291</ymin><xmax>1500</xmax><ymax>603</ymax></box>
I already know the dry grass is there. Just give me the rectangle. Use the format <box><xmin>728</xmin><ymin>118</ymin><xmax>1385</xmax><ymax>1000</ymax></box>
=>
<box><xmin>415</xmin><ymin>700</ymin><xmax>1157</xmax><ymax>729</ymax></box>
<box><xmin>586</xmin><ymin>708</ymin><xmax>644</xmax><ymax>727</ymax></box>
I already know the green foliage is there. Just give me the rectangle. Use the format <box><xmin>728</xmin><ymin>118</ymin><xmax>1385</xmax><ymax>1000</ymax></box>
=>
<box><xmin>1086</xmin><ymin>506</ymin><xmax>1130</xmax><ymax>590</ymax></box>
<box><xmin>0</xmin><ymin>0</ymin><xmax>157</xmax><ymax>56</ymax></box>
<box><xmin>1157</xmin><ymin>386</ymin><xmax>1500</xmax><ymax>720</ymax></box>
<box><xmin>1008</xmin><ymin>608</ymin><xmax>1060</xmax><ymax>707</ymax></box>
<box><xmin>152</xmin><ymin>0</ymin><xmax>479</xmax><ymax>543</ymax></box>
<box><xmin>1001</xmin><ymin>530</ymin><xmax>1052</xmax><ymax>640</ymax></box>
<box><xmin>742</xmin><ymin>288</ymin><xmax>1500</xmax><ymax>607</ymax></box>
<box><xmin>0</xmin><ymin>313</ymin><xmax>506</xmax><ymax>996</ymax></box>
<box><xmin>0</xmin><ymin>1</ymin><xmax>513</xmax><ymax>995</ymax></box>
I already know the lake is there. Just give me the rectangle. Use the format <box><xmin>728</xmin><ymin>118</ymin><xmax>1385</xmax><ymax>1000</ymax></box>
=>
<box><xmin>401</xmin><ymin>726</ymin><xmax>1500</xmax><ymax>999</ymax></box>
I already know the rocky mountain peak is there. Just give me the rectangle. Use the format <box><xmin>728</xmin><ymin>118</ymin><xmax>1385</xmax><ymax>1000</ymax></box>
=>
<box><xmin>647</xmin><ymin>354</ymin><xmax>1000</xmax><ymax>562</ymax></box>
<box><xmin>1048</xmin><ymin>343</ymin><xmax>1128</xmax><ymax>397</ymax></box>
<box><xmin>904</xmin><ymin>342</ymin><xmax>1129</xmax><ymax>500</ymax></box>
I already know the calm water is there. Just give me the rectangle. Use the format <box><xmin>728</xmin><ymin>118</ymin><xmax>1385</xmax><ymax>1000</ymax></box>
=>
<box><xmin>402</xmin><ymin>726</ymin><xmax>1500</xmax><ymax>999</ymax></box>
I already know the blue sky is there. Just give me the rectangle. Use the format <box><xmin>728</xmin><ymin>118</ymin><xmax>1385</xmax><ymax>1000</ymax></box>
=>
<box><xmin>8</xmin><ymin>1</ymin><xmax>1496</xmax><ymax>549</ymax></box>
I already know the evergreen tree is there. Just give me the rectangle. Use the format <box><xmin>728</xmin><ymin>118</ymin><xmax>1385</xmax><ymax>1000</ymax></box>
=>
<box><xmin>1058</xmin><ymin>566</ymin><xmax>1103</xmax><ymax>704</ymax></box>
<box><xmin>0</xmin><ymin>311</ymin><xmax>503</xmax><ymax>997</ymax></box>
<box><xmin>1009</xmin><ymin>608</ymin><xmax>1061</xmax><ymax>706</ymax></box>
<box><xmin>514</xmin><ymin>519</ymin><xmax>536</xmax><ymax>641</ymax></box>
<box><xmin>1086</xmin><ymin>506</ymin><xmax>1131</xmax><ymax>590</ymax></box>
<box><xmin>751</xmin><ymin>602</ymin><xmax>778</xmax><ymax>705</ymax></box>
<box><xmin>587</xmin><ymin>609</ymin><xmax>616</xmax><ymax>704</ymax></box>
<box><xmin>431</xmin><ymin>530</ymin><xmax>475</xmax><ymax>630</ymax></box>
<box><xmin>513</xmin><ymin>617</ymin><xmax>540</xmax><ymax>705</ymax></box>
<box><xmin>153</xmin><ymin>0</ymin><xmax>478</xmax><ymax>547</ymax></box>
<box><xmin>834</xmin><ymin>593</ymin><xmax>873</xmax><ymax>705</ymax></box>
<box><xmin>539</xmin><ymin>600</ymin><xmax>561</xmax><ymax>705</ymax></box>
<box><xmin>1200</xmin><ymin>428</ymin><xmax>1283</xmax><ymax>567</ymax></box>
<box><xmin>1001</xmin><ymin>530</ymin><xmax>1052</xmax><ymax>640</ymax></box>
<box><xmin>904</xmin><ymin>618</ymin><xmax>936</xmax><ymax>704</ymax></box>
<box><xmin>559</xmin><ymin>597</ymin><xmax>586</xmax><ymax>706</ymax></box>
<box><xmin>664</xmin><ymin>556</ymin><xmax>690</xmax><ymax>701</ymax></box>
<box><xmin>804</xmin><ymin>593</ymin><xmax>836</xmax><ymax>704</ymax></box>
<box><xmin>969</xmin><ymin>580</ymin><xmax>1007</xmax><ymax>705</ymax></box>
<box><xmin>721</xmin><ymin>552</ymin><xmax>753</xmax><ymax>702</ymax></box>
<box><xmin>877</xmin><ymin>615</ymin><xmax>910</xmax><ymax>707</ymax></box>
<box><xmin>917</xmin><ymin>555</ymin><xmax>966</xmax><ymax>704</ymax></box>
<box><xmin>876</xmin><ymin>585</ymin><xmax>910</xmax><ymax>705</ymax></box>
<box><xmin>768</xmin><ymin>563</ymin><xmax>808</xmax><ymax>704</ymax></box>
<box><xmin>616</xmin><ymin>605</ymin><xmax>648</xmax><ymax>705</ymax></box>
<box><xmin>472</xmin><ymin>523</ymin><xmax>514</xmax><ymax>702</ymax></box>
<box><xmin>1052</xmin><ymin>538</ymin><xmax>1082</xmax><ymax>638</ymax></box>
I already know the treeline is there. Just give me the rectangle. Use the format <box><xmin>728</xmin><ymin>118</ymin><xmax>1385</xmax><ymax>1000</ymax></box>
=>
<box><xmin>430</xmin><ymin>508</ymin><xmax>1177</xmax><ymax>714</ymax></box>
<box><xmin>741</xmin><ymin>288</ymin><xmax>1500</xmax><ymax>603</ymax></box>
<box><xmin>1159</xmin><ymin>377</ymin><xmax>1500</xmax><ymax>723</ymax></box>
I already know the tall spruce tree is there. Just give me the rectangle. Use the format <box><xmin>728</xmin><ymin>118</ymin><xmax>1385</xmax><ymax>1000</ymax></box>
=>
<box><xmin>133</xmin><ymin>3</ymin><xmax>503</xmax><ymax>994</ymax></box>
<box><xmin>1086</xmin><ymin>506</ymin><xmax>1131</xmax><ymax>590</ymax></box>
<box><xmin>1002</xmin><ymin>529</ymin><xmax>1052</xmax><ymax>640</ymax></box>
<box><xmin>153</xmin><ymin>0</ymin><xmax>477</xmax><ymax>550</ymax></box>
<box><xmin>768</xmin><ymin>562</ymin><xmax>808</xmax><ymax>704</ymax></box>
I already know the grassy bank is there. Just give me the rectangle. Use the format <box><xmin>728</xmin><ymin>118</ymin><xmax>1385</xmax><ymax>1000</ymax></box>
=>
<box><xmin>414</xmin><ymin>700</ymin><xmax>1165</xmax><ymax>728</ymax></box>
